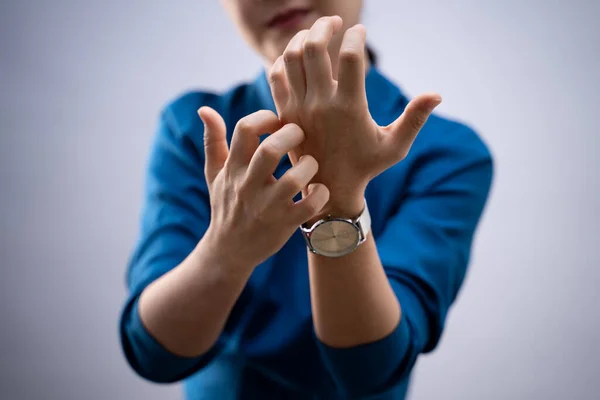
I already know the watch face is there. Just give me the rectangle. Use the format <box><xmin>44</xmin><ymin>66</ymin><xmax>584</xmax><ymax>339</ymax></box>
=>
<box><xmin>310</xmin><ymin>220</ymin><xmax>360</xmax><ymax>257</ymax></box>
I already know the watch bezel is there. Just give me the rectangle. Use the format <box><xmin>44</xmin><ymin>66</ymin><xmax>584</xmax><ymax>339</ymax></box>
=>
<box><xmin>301</xmin><ymin>217</ymin><xmax>362</xmax><ymax>258</ymax></box>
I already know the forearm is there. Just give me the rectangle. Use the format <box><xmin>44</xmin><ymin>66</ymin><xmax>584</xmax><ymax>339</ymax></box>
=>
<box><xmin>138</xmin><ymin>230</ymin><xmax>255</xmax><ymax>358</ymax></box>
<box><xmin>308</xmin><ymin>194</ymin><xmax>401</xmax><ymax>348</ymax></box>
<box><xmin>305</xmin><ymin>195</ymin><xmax>411</xmax><ymax>397</ymax></box>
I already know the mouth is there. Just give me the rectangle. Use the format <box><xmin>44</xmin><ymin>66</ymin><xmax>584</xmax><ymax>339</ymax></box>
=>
<box><xmin>266</xmin><ymin>7</ymin><xmax>312</xmax><ymax>29</ymax></box>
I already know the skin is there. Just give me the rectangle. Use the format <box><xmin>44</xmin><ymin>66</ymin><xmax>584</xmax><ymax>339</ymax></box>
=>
<box><xmin>139</xmin><ymin>113</ymin><xmax>329</xmax><ymax>356</ymax></box>
<box><xmin>220</xmin><ymin>0</ymin><xmax>364</xmax><ymax>74</ymax></box>
<box><xmin>138</xmin><ymin>0</ymin><xmax>441</xmax><ymax>359</ymax></box>
<box><xmin>266</xmin><ymin>14</ymin><xmax>442</xmax><ymax>347</ymax></box>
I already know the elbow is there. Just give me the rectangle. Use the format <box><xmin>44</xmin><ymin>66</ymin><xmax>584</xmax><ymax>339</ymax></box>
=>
<box><xmin>120</xmin><ymin>327</ymin><xmax>217</xmax><ymax>384</ymax></box>
<box><xmin>328</xmin><ymin>375</ymin><xmax>398</xmax><ymax>398</ymax></box>
<box><xmin>331</xmin><ymin>351</ymin><xmax>417</xmax><ymax>398</ymax></box>
<box><xmin>119</xmin><ymin>308</ymin><xmax>182</xmax><ymax>384</ymax></box>
<box><xmin>119</xmin><ymin>296</ymin><xmax>215</xmax><ymax>384</ymax></box>
<box><xmin>318</xmin><ymin>317</ymin><xmax>418</xmax><ymax>397</ymax></box>
<box><xmin>122</xmin><ymin>344</ymin><xmax>182</xmax><ymax>384</ymax></box>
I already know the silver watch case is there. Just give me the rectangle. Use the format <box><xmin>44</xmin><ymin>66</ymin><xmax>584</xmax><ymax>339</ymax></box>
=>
<box><xmin>300</xmin><ymin>200</ymin><xmax>371</xmax><ymax>258</ymax></box>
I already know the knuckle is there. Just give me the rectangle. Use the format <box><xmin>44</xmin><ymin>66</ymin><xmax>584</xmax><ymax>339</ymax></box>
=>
<box><xmin>203</xmin><ymin>134</ymin><xmax>215</xmax><ymax>149</ymax></box>
<box><xmin>259</xmin><ymin>140</ymin><xmax>281</xmax><ymax>162</ymax></box>
<box><xmin>303</xmin><ymin>40</ymin><xmax>326</xmax><ymax>60</ymax></box>
<box><xmin>307</xmin><ymin>102</ymin><xmax>327</xmax><ymax>118</ymax></box>
<box><xmin>283</xmin><ymin>49</ymin><xmax>303</xmax><ymax>64</ymax></box>
<box><xmin>235</xmin><ymin>118</ymin><xmax>253</xmax><ymax>135</ymax></box>
<box><xmin>258</xmin><ymin>109</ymin><xmax>278</xmax><ymax>123</ymax></box>
<box><xmin>316</xmin><ymin>16</ymin><xmax>330</xmax><ymax>25</ymax></box>
<box><xmin>339</xmin><ymin>48</ymin><xmax>363</xmax><ymax>65</ymax></box>
<box><xmin>268</xmin><ymin>68</ymin><xmax>283</xmax><ymax>85</ymax></box>
<box><xmin>281</xmin><ymin>174</ymin><xmax>303</xmax><ymax>194</ymax></box>
<box><xmin>410</xmin><ymin>113</ymin><xmax>428</xmax><ymax>131</ymax></box>
<box><xmin>303</xmin><ymin>199</ymin><xmax>321</xmax><ymax>217</ymax></box>
<box><xmin>331</xmin><ymin>99</ymin><xmax>352</xmax><ymax>113</ymax></box>
<box><xmin>253</xmin><ymin>203</ymin><xmax>270</xmax><ymax>225</ymax></box>
<box><xmin>236</xmin><ymin>177</ymin><xmax>251</xmax><ymax>196</ymax></box>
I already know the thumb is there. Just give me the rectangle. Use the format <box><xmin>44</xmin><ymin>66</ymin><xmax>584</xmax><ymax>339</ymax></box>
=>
<box><xmin>383</xmin><ymin>93</ymin><xmax>442</xmax><ymax>163</ymax></box>
<box><xmin>198</xmin><ymin>106</ymin><xmax>228</xmax><ymax>184</ymax></box>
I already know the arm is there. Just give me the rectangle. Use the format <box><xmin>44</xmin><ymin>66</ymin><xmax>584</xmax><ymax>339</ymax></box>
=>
<box><xmin>308</xmin><ymin>133</ymin><xmax>494</xmax><ymax>397</ymax></box>
<box><xmin>307</xmin><ymin>203</ymin><xmax>399</xmax><ymax>349</ymax></box>
<box><xmin>121</xmin><ymin>240</ymin><xmax>254</xmax><ymax>383</ymax></box>
<box><xmin>120</xmin><ymin>106</ymin><xmax>245</xmax><ymax>383</ymax></box>
<box><xmin>120</xmin><ymin>103</ymin><xmax>329</xmax><ymax>383</ymax></box>
<box><xmin>263</xmin><ymin>15</ymin><xmax>492</xmax><ymax>396</ymax></box>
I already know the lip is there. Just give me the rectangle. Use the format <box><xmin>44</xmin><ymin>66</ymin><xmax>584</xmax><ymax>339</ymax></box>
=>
<box><xmin>266</xmin><ymin>7</ymin><xmax>312</xmax><ymax>29</ymax></box>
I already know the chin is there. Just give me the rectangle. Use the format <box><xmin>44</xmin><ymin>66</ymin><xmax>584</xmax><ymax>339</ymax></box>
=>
<box><xmin>261</xmin><ymin>16</ymin><xmax>324</xmax><ymax>62</ymax></box>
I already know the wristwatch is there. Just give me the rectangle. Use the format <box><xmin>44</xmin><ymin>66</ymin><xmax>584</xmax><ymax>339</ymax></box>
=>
<box><xmin>300</xmin><ymin>199</ymin><xmax>371</xmax><ymax>258</ymax></box>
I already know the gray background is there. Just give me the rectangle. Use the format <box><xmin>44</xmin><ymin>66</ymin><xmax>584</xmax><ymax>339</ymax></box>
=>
<box><xmin>1</xmin><ymin>0</ymin><xmax>599</xmax><ymax>399</ymax></box>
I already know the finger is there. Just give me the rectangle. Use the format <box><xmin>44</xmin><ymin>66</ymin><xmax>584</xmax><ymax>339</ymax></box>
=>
<box><xmin>198</xmin><ymin>106</ymin><xmax>228</xmax><ymax>184</ymax></box>
<box><xmin>303</xmin><ymin>16</ymin><xmax>343</xmax><ymax>100</ymax></box>
<box><xmin>290</xmin><ymin>183</ymin><xmax>330</xmax><ymax>225</ymax></box>
<box><xmin>229</xmin><ymin>110</ymin><xmax>282</xmax><ymax>169</ymax></box>
<box><xmin>283</xmin><ymin>29</ymin><xmax>310</xmax><ymax>104</ymax></box>
<box><xmin>247</xmin><ymin>123</ymin><xmax>305</xmax><ymax>184</ymax></box>
<box><xmin>273</xmin><ymin>154</ymin><xmax>318</xmax><ymax>201</ymax></box>
<box><xmin>337</xmin><ymin>24</ymin><xmax>368</xmax><ymax>102</ymax></box>
<box><xmin>268</xmin><ymin>56</ymin><xmax>290</xmax><ymax>116</ymax></box>
<box><xmin>287</xmin><ymin>149</ymin><xmax>301</xmax><ymax>166</ymax></box>
<box><xmin>382</xmin><ymin>93</ymin><xmax>442</xmax><ymax>162</ymax></box>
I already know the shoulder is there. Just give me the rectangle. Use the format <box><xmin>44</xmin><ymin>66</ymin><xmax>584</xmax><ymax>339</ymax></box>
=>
<box><xmin>419</xmin><ymin>113</ymin><xmax>491</xmax><ymax>158</ymax></box>
<box><xmin>403</xmin><ymin>112</ymin><xmax>494</xmax><ymax>198</ymax></box>
<box><xmin>384</xmin><ymin>105</ymin><xmax>494</xmax><ymax>196</ymax></box>
<box><xmin>369</xmin><ymin>67</ymin><xmax>492</xmax><ymax>165</ymax></box>
<box><xmin>158</xmin><ymin>81</ymin><xmax>256</xmax><ymax>140</ymax></box>
<box><xmin>413</xmin><ymin>112</ymin><xmax>493</xmax><ymax>165</ymax></box>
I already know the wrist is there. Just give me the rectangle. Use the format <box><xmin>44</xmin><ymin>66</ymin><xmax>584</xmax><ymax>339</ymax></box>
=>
<box><xmin>196</xmin><ymin>227</ymin><xmax>257</xmax><ymax>278</ymax></box>
<box><xmin>306</xmin><ymin>189</ymin><xmax>366</xmax><ymax>226</ymax></box>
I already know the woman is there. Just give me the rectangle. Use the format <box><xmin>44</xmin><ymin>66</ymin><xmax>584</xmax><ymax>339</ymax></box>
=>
<box><xmin>119</xmin><ymin>1</ymin><xmax>493</xmax><ymax>399</ymax></box>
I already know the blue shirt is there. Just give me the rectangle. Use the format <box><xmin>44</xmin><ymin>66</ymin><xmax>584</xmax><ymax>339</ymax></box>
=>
<box><xmin>119</xmin><ymin>66</ymin><xmax>493</xmax><ymax>399</ymax></box>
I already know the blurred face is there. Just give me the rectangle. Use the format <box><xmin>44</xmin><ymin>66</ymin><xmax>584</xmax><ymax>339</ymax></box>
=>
<box><xmin>221</xmin><ymin>0</ymin><xmax>364</xmax><ymax>65</ymax></box>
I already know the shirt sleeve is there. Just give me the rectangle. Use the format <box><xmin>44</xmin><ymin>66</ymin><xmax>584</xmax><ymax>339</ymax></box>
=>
<box><xmin>316</xmin><ymin>124</ymin><xmax>494</xmax><ymax>397</ymax></box>
<box><xmin>119</xmin><ymin>101</ymin><xmax>225</xmax><ymax>383</ymax></box>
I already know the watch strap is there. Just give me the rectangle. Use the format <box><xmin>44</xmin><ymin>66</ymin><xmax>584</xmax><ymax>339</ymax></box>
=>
<box><xmin>355</xmin><ymin>199</ymin><xmax>371</xmax><ymax>243</ymax></box>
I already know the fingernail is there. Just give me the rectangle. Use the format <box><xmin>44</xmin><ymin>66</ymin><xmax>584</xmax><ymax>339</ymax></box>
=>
<box><xmin>430</xmin><ymin>96</ymin><xmax>442</xmax><ymax>110</ymax></box>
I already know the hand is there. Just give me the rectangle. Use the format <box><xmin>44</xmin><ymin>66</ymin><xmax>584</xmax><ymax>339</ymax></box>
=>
<box><xmin>197</xmin><ymin>107</ymin><xmax>330</xmax><ymax>270</ymax></box>
<box><xmin>268</xmin><ymin>16</ymin><xmax>442</xmax><ymax>217</ymax></box>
